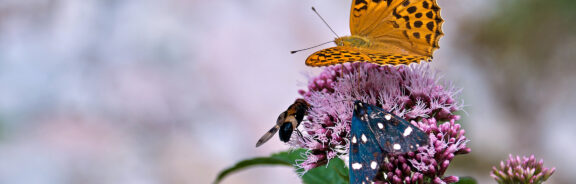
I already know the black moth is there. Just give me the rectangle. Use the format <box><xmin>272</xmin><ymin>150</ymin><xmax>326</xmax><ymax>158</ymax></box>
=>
<box><xmin>255</xmin><ymin>99</ymin><xmax>310</xmax><ymax>147</ymax></box>
<box><xmin>349</xmin><ymin>101</ymin><xmax>429</xmax><ymax>184</ymax></box>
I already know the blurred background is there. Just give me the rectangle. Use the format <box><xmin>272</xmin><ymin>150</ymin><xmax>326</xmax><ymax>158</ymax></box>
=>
<box><xmin>0</xmin><ymin>0</ymin><xmax>574</xmax><ymax>183</ymax></box>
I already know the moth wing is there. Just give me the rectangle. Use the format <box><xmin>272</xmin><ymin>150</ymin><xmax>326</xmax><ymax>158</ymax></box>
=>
<box><xmin>349</xmin><ymin>104</ymin><xmax>385</xmax><ymax>184</ymax></box>
<box><xmin>365</xmin><ymin>105</ymin><xmax>429</xmax><ymax>154</ymax></box>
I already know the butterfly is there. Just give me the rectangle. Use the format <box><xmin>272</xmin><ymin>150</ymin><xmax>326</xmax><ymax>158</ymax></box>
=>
<box><xmin>306</xmin><ymin>0</ymin><xmax>443</xmax><ymax>67</ymax></box>
<box><xmin>256</xmin><ymin>99</ymin><xmax>311</xmax><ymax>147</ymax></box>
<box><xmin>349</xmin><ymin>101</ymin><xmax>429</xmax><ymax>184</ymax></box>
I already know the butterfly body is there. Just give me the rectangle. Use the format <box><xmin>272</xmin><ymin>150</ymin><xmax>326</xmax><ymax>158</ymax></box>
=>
<box><xmin>255</xmin><ymin>99</ymin><xmax>310</xmax><ymax>147</ymax></box>
<box><xmin>306</xmin><ymin>0</ymin><xmax>443</xmax><ymax>67</ymax></box>
<box><xmin>335</xmin><ymin>36</ymin><xmax>371</xmax><ymax>47</ymax></box>
<box><xmin>349</xmin><ymin>101</ymin><xmax>429</xmax><ymax>183</ymax></box>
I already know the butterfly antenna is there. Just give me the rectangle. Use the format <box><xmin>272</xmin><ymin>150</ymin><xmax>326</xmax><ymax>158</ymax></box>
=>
<box><xmin>311</xmin><ymin>7</ymin><xmax>339</xmax><ymax>38</ymax></box>
<box><xmin>290</xmin><ymin>40</ymin><xmax>333</xmax><ymax>54</ymax></box>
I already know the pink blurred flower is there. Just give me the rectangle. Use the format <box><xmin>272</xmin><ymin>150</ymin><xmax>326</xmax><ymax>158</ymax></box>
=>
<box><xmin>403</xmin><ymin>117</ymin><xmax>470</xmax><ymax>184</ymax></box>
<box><xmin>293</xmin><ymin>63</ymin><xmax>469</xmax><ymax>183</ymax></box>
<box><xmin>491</xmin><ymin>154</ymin><xmax>555</xmax><ymax>184</ymax></box>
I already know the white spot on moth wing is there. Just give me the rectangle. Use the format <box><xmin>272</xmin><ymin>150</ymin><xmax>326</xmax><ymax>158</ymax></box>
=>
<box><xmin>370</xmin><ymin>161</ymin><xmax>378</xmax><ymax>169</ymax></box>
<box><xmin>365</xmin><ymin>179</ymin><xmax>374</xmax><ymax>184</ymax></box>
<box><xmin>393</xmin><ymin>143</ymin><xmax>401</xmax><ymax>150</ymax></box>
<box><xmin>361</xmin><ymin>134</ymin><xmax>368</xmax><ymax>143</ymax></box>
<box><xmin>403</xmin><ymin>127</ymin><xmax>413</xmax><ymax>136</ymax></box>
<box><xmin>377</xmin><ymin>123</ymin><xmax>384</xmax><ymax>129</ymax></box>
<box><xmin>384</xmin><ymin>114</ymin><xmax>392</xmax><ymax>120</ymax></box>
<box><xmin>352</xmin><ymin>162</ymin><xmax>363</xmax><ymax>169</ymax></box>
<box><xmin>352</xmin><ymin>136</ymin><xmax>357</xmax><ymax>143</ymax></box>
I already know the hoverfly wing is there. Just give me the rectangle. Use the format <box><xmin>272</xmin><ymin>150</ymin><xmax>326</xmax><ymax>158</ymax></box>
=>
<box><xmin>256</xmin><ymin>125</ymin><xmax>280</xmax><ymax>147</ymax></box>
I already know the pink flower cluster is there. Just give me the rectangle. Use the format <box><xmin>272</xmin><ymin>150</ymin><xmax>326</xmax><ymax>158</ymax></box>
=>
<box><xmin>292</xmin><ymin>63</ymin><xmax>469</xmax><ymax>183</ymax></box>
<box><xmin>401</xmin><ymin>118</ymin><xmax>470</xmax><ymax>184</ymax></box>
<box><xmin>491</xmin><ymin>154</ymin><xmax>555</xmax><ymax>184</ymax></box>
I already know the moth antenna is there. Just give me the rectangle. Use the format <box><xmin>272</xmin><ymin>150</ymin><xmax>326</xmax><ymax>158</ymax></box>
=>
<box><xmin>290</xmin><ymin>40</ymin><xmax>333</xmax><ymax>54</ymax></box>
<box><xmin>311</xmin><ymin>7</ymin><xmax>339</xmax><ymax>38</ymax></box>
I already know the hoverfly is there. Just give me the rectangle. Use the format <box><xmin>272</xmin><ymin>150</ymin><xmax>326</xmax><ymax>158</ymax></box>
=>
<box><xmin>255</xmin><ymin>99</ymin><xmax>310</xmax><ymax>147</ymax></box>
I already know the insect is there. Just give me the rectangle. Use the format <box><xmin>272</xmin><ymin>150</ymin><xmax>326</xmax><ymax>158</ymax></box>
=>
<box><xmin>255</xmin><ymin>99</ymin><xmax>310</xmax><ymax>147</ymax></box>
<box><xmin>349</xmin><ymin>101</ymin><xmax>429</xmax><ymax>183</ymax></box>
<box><xmin>305</xmin><ymin>0</ymin><xmax>443</xmax><ymax>67</ymax></box>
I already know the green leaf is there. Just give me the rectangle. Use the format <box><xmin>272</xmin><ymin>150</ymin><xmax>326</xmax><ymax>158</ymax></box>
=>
<box><xmin>213</xmin><ymin>149</ymin><xmax>307</xmax><ymax>184</ymax></box>
<box><xmin>302</xmin><ymin>158</ymin><xmax>349</xmax><ymax>184</ymax></box>
<box><xmin>454</xmin><ymin>176</ymin><xmax>477</xmax><ymax>184</ymax></box>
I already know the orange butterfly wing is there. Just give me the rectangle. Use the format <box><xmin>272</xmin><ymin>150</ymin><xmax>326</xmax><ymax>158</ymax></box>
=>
<box><xmin>305</xmin><ymin>47</ymin><xmax>428</xmax><ymax>66</ymax></box>
<box><xmin>305</xmin><ymin>47</ymin><xmax>371</xmax><ymax>66</ymax></box>
<box><xmin>350</xmin><ymin>0</ymin><xmax>406</xmax><ymax>36</ymax></box>
<box><xmin>306</xmin><ymin>0</ymin><xmax>443</xmax><ymax>67</ymax></box>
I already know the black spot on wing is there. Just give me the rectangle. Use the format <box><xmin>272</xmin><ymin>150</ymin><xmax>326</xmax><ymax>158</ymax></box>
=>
<box><xmin>402</xmin><ymin>0</ymin><xmax>410</xmax><ymax>7</ymax></box>
<box><xmin>422</xmin><ymin>1</ymin><xmax>429</xmax><ymax>8</ymax></box>
<box><xmin>407</xmin><ymin>6</ymin><xmax>417</xmax><ymax>14</ymax></box>
<box><xmin>354</xmin><ymin>0</ymin><xmax>368</xmax><ymax>5</ymax></box>
<box><xmin>392</xmin><ymin>9</ymin><xmax>401</xmax><ymax>19</ymax></box>
<box><xmin>425</xmin><ymin>34</ymin><xmax>432</xmax><ymax>44</ymax></box>
<box><xmin>415</xmin><ymin>12</ymin><xmax>422</xmax><ymax>18</ymax></box>
<box><xmin>414</xmin><ymin>21</ymin><xmax>423</xmax><ymax>28</ymax></box>
<box><xmin>426</xmin><ymin>11</ymin><xmax>434</xmax><ymax>18</ymax></box>
<box><xmin>426</xmin><ymin>21</ymin><xmax>435</xmax><ymax>31</ymax></box>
